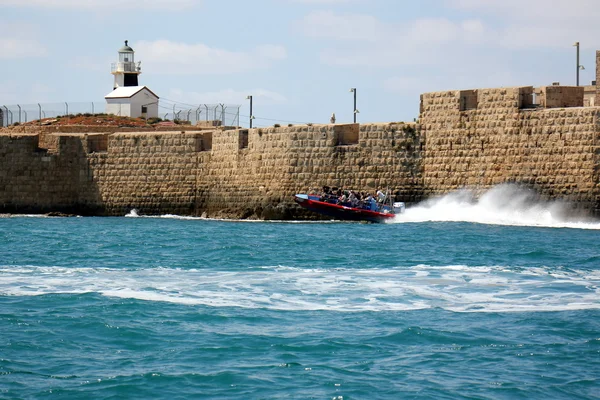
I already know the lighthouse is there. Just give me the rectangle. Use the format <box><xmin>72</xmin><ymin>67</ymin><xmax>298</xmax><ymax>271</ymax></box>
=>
<box><xmin>111</xmin><ymin>40</ymin><xmax>141</xmax><ymax>89</ymax></box>
<box><xmin>105</xmin><ymin>40</ymin><xmax>159</xmax><ymax>119</ymax></box>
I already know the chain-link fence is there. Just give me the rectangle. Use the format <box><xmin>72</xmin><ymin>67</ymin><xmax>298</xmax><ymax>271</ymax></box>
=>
<box><xmin>158</xmin><ymin>102</ymin><xmax>240</xmax><ymax>126</ymax></box>
<box><xmin>1</xmin><ymin>101</ymin><xmax>241</xmax><ymax>127</ymax></box>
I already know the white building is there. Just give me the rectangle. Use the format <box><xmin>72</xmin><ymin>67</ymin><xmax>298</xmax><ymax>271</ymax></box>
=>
<box><xmin>105</xmin><ymin>40</ymin><xmax>159</xmax><ymax>118</ymax></box>
<box><xmin>105</xmin><ymin>86</ymin><xmax>159</xmax><ymax>118</ymax></box>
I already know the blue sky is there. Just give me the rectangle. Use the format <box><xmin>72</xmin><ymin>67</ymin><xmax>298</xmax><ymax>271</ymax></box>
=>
<box><xmin>1</xmin><ymin>0</ymin><xmax>599</xmax><ymax>127</ymax></box>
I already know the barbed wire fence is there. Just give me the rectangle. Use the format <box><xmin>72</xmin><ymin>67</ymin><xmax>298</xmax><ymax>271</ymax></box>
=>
<box><xmin>1</xmin><ymin>101</ymin><xmax>241</xmax><ymax>127</ymax></box>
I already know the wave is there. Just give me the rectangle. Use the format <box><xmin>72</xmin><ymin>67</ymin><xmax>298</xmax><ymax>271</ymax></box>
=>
<box><xmin>393</xmin><ymin>184</ymin><xmax>600</xmax><ymax>229</ymax></box>
<box><xmin>1</xmin><ymin>264</ymin><xmax>598</xmax><ymax>313</ymax></box>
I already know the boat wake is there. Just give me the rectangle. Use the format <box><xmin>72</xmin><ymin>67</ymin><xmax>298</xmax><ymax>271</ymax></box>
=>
<box><xmin>394</xmin><ymin>184</ymin><xmax>600</xmax><ymax>229</ymax></box>
<box><xmin>1</xmin><ymin>264</ymin><xmax>598</xmax><ymax>313</ymax></box>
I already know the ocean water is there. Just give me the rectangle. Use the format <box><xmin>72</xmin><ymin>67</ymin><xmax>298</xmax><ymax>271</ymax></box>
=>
<box><xmin>1</xmin><ymin>185</ymin><xmax>599</xmax><ymax>399</ymax></box>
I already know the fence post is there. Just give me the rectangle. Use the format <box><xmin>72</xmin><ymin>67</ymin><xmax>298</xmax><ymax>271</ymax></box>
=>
<box><xmin>92</xmin><ymin>102</ymin><xmax>94</xmax><ymax>114</ymax></box>
<box><xmin>38</xmin><ymin>104</ymin><xmax>41</xmax><ymax>125</ymax></box>
<box><xmin>23</xmin><ymin>110</ymin><xmax>27</xmax><ymax>123</ymax></box>
<box><xmin>220</xmin><ymin>104</ymin><xmax>226</xmax><ymax>126</ymax></box>
<box><xmin>205</xmin><ymin>104</ymin><xmax>209</xmax><ymax>121</ymax></box>
<box><xmin>65</xmin><ymin>102</ymin><xmax>69</xmax><ymax>123</ymax></box>
<box><xmin>17</xmin><ymin>105</ymin><xmax>21</xmax><ymax>124</ymax></box>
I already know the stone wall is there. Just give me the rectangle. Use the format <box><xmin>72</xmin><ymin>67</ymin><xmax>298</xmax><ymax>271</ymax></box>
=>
<box><xmin>538</xmin><ymin>86</ymin><xmax>584</xmax><ymax>108</ymax></box>
<box><xmin>2</xmin><ymin>90</ymin><xmax>600</xmax><ymax>218</ymax></box>
<box><xmin>419</xmin><ymin>87</ymin><xmax>600</xmax><ymax>213</ymax></box>
<box><xmin>0</xmin><ymin>123</ymin><xmax>423</xmax><ymax>218</ymax></box>
<box><xmin>0</xmin><ymin>134</ymin><xmax>87</xmax><ymax>213</ymax></box>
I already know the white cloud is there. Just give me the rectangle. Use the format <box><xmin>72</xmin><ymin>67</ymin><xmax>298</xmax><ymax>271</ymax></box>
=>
<box><xmin>290</xmin><ymin>0</ymin><xmax>359</xmax><ymax>3</ymax></box>
<box><xmin>0</xmin><ymin>38</ymin><xmax>47</xmax><ymax>59</ymax></box>
<box><xmin>298</xmin><ymin>10</ymin><xmax>390</xmax><ymax>41</ymax></box>
<box><xmin>448</xmin><ymin>0</ymin><xmax>600</xmax><ymax>20</ymax></box>
<box><xmin>165</xmin><ymin>88</ymin><xmax>287</xmax><ymax>106</ymax></box>
<box><xmin>298</xmin><ymin>5</ymin><xmax>600</xmax><ymax>67</ymax></box>
<box><xmin>298</xmin><ymin>11</ymin><xmax>488</xmax><ymax>66</ymax></box>
<box><xmin>0</xmin><ymin>22</ymin><xmax>47</xmax><ymax>59</ymax></box>
<box><xmin>135</xmin><ymin>40</ymin><xmax>286</xmax><ymax>75</ymax></box>
<box><xmin>0</xmin><ymin>0</ymin><xmax>198</xmax><ymax>10</ymax></box>
<box><xmin>446</xmin><ymin>0</ymin><xmax>600</xmax><ymax>49</ymax></box>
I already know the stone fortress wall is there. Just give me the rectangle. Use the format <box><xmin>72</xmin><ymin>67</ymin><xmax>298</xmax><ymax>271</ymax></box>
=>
<box><xmin>0</xmin><ymin>123</ymin><xmax>423</xmax><ymax>218</ymax></box>
<box><xmin>2</xmin><ymin>51</ymin><xmax>600</xmax><ymax>219</ymax></box>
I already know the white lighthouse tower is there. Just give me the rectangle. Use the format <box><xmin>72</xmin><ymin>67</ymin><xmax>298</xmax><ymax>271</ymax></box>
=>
<box><xmin>105</xmin><ymin>40</ymin><xmax>159</xmax><ymax>119</ymax></box>
<box><xmin>111</xmin><ymin>40</ymin><xmax>141</xmax><ymax>89</ymax></box>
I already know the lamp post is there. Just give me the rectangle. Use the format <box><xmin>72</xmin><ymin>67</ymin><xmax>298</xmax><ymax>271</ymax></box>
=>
<box><xmin>349</xmin><ymin>88</ymin><xmax>358</xmax><ymax>123</ymax></box>
<box><xmin>574</xmin><ymin>42</ymin><xmax>585</xmax><ymax>86</ymax></box>
<box><xmin>246</xmin><ymin>95</ymin><xmax>253</xmax><ymax>128</ymax></box>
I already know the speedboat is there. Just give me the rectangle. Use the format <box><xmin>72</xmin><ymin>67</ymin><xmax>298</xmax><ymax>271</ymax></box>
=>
<box><xmin>294</xmin><ymin>193</ymin><xmax>405</xmax><ymax>223</ymax></box>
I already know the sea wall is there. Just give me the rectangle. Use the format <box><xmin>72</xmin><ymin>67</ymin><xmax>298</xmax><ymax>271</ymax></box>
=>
<box><xmin>0</xmin><ymin>134</ymin><xmax>87</xmax><ymax>213</ymax></box>
<box><xmin>2</xmin><ymin>86</ymin><xmax>600</xmax><ymax>218</ymax></box>
<box><xmin>0</xmin><ymin>123</ymin><xmax>423</xmax><ymax>218</ymax></box>
<box><xmin>419</xmin><ymin>87</ymin><xmax>600</xmax><ymax>213</ymax></box>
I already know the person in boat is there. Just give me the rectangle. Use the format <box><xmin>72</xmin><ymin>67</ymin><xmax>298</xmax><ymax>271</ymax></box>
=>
<box><xmin>376</xmin><ymin>189</ymin><xmax>386</xmax><ymax>204</ymax></box>
<box><xmin>341</xmin><ymin>190</ymin><xmax>350</xmax><ymax>204</ymax></box>
<box><xmin>370</xmin><ymin>195</ymin><xmax>378</xmax><ymax>211</ymax></box>
<box><xmin>348</xmin><ymin>191</ymin><xmax>359</xmax><ymax>207</ymax></box>
<box><xmin>362</xmin><ymin>193</ymin><xmax>373</xmax><ymax>210</ymax></box>
<box><xmin>320</xmin><ymin>186</ymin><xmax>331</xmax><ymax>202</ymax></box>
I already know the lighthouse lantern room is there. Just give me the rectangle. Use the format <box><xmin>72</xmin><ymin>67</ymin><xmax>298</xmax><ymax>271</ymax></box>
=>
<box><xmin>111</xmin><ymin>40</ymin><xmax>141</xmax><ymax>89</ymax></box>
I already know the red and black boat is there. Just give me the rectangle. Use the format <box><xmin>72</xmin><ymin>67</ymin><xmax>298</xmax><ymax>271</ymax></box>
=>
<box><xmin>294</xmin><ymin>193</ymin><xmax>405</xmax><ymax>223</ymax></box>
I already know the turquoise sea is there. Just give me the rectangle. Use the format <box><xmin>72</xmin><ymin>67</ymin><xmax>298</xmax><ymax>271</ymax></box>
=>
<box><xmin>1</xmin><ymin>185</ymin><xmax>599</xmax><ymax>399</ymax></box>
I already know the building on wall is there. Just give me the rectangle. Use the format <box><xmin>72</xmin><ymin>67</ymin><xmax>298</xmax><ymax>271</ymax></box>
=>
<box><xmin>105</xmin><ymin>40</ymin><xmax>159</xmax><ymax>118</ymax></box>
<box><xmin>105</xmin><ymin>86</ymin><xmax>159</xmax><ymax>118</ymax></box>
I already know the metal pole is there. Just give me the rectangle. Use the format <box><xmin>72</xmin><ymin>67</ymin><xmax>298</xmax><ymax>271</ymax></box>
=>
<box><xmin>173</xmin><ymin>104</ymin><xmax>176</xmax><ymax>121</ymax></box>
<box><xmin>38</xmin><ymin>103</ymin><xmax>41</xmax><ymax>125</ymax></box>
<box><xmin>2</xmin><ymin>106</ymin><xmax>7</xmax><ymax>127</ymax></box>
<box><xmin>353</xmin><ymin>89</ymin><xmax>357</xmax><ymax>123</ymax></box>
<box><xmin>575</xmin><ymin>42</ymin><xmax>580</xmax><ymax>86</ymax></box>
<box><xmin>8</xmin><ymin>109</ymin><xmax>12</xmax><ymax>125</ymax></box>
<box><xmin>23</xmin><ymin>110</ymin><xmax>27</xmax><ymax>122</ymax></box>
<box><xmin>220</xmin><ymin>104</ymin><xmax>225</xmax><ymax>126</ymax></box>
<box><xmin>92</xmin><ymin>102</ymin><xmax>94</xmax><ymax>114</ymax></box>
<box><xmin>205</xmin><ymin>104</ymin><xmax>209</xmax><ymax>121</ymax></box>
<box><xmin>17</xmin><ymin>105</ymin><xmax>21</xmax><ymax>124</ymax></box>
<box><xmin>350</xmin><ymin>88</ymin><xmax>357</xmax><ymax>123</ymax></box>
<box><xmin>247</xmin><ymin>95</ymin><xmax>253</xmax><ymax>128</ymax></box>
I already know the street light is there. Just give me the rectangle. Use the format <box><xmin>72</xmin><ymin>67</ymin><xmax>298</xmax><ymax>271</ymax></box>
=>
<box><xmin>349</xmin><ymin>88</ymin><xmax>359</xmax><ymax>123</ymax></box>
<box><xmin>246</xmin><ymin>95</ymin><xmax>253</xmax><ymax>128</ymax></box>
<box><xmin>574</xmin><ymin>42</ymin><xmax>585</xmax><ymax>86</ymax></box>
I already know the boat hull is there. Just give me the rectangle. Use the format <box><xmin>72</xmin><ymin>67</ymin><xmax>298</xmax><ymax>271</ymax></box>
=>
<box><xmin>294</xmin><ymin>194</ymin><xmax>396</xmax><ymax>223</ymax></box>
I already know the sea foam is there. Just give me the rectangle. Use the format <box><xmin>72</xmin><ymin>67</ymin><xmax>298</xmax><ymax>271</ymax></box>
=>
<box><xmin>1</xmin><ymin>264</ymin><xmax>598</xmax><ymax>313</ymax></box>
<box><xmin>393</xmin><ymin>184</ymin><xmax>600</xmax><ymax>229</ymax></box>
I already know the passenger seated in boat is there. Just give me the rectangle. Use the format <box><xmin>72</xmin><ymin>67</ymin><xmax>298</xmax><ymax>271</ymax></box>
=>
<box><xmin>376</xmin><ymin>189</ymin><xmax>386</xmax><ymax>204</ymax></box>
<box><xmin>370</xmin><ymin>196</ymin><xmax>378</xmax><ymax>211</ymax></box>
<box><xmin>320</xmin><ymin>185</ymin><xmax>331</xmax><ymax>201</ymax></box>
<box><xmin>339</xmin><ymin>190</ymin><xmax>348</xmax><ymax>204</ymax></box>
<box><xmin>348</xmin><ymin>191</ymin><xmax>359</xmax><ymax>207</ymax></box>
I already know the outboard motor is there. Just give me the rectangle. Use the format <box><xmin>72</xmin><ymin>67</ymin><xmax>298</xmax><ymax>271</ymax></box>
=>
<box><xmin>393</xmin><ymin>202</ymin><xmax>406</xmax><ymax>214</ymax></box>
